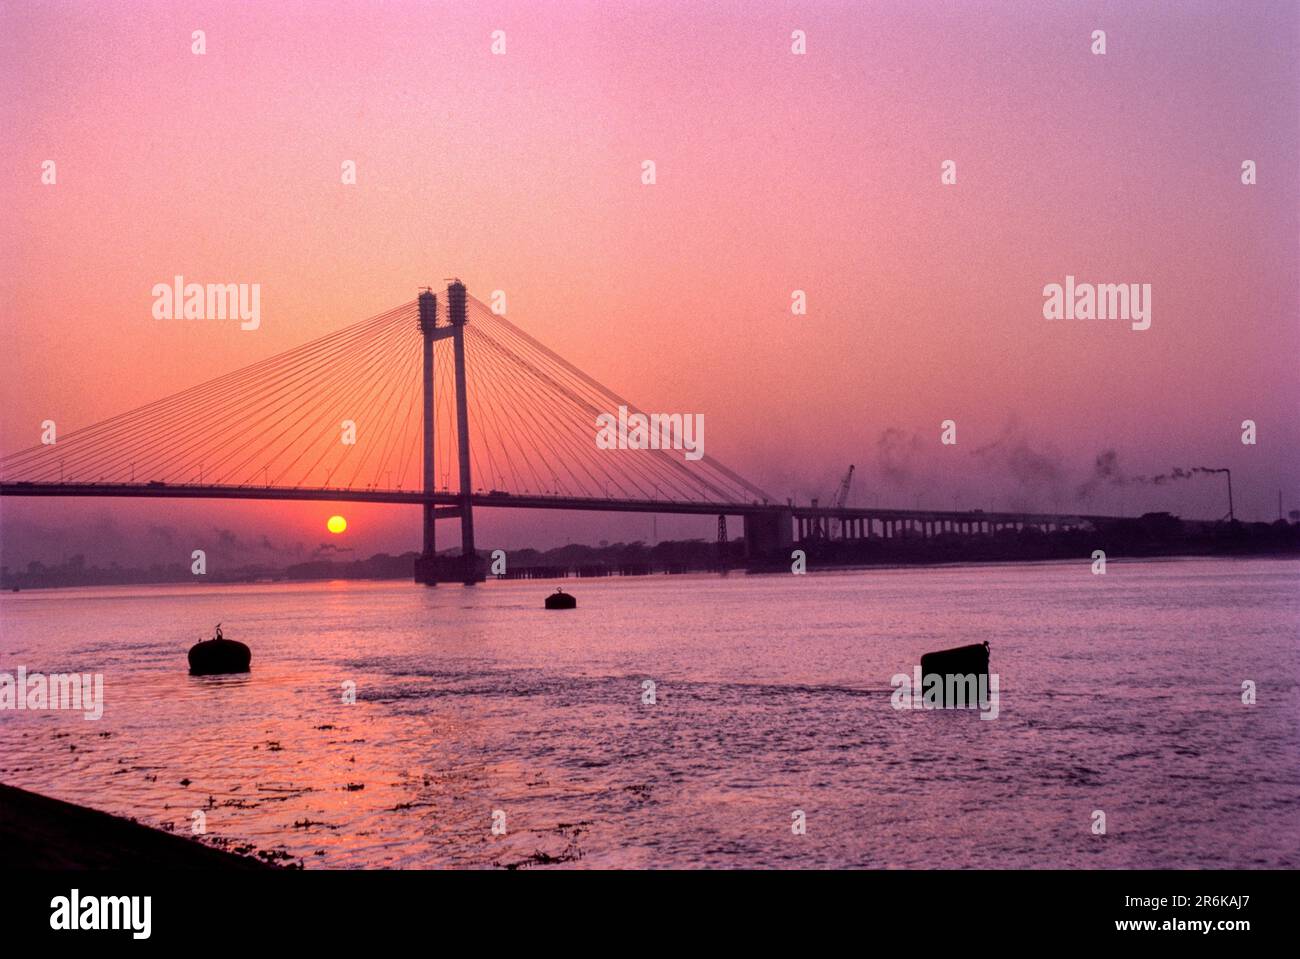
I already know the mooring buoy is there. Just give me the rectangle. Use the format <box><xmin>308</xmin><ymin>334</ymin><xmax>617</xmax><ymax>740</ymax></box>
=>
<box><xmin>188</xmin><ymin>623</ymin><xmax>251</xmax><ymax>675</ymax></box>
<box><xmin>544</xmin><ymin>589</ymin><xmax>576</xmax><ymax>610</ymax></box>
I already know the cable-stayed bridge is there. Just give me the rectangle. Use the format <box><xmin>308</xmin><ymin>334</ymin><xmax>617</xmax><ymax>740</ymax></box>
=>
<box><xmin>0</xmin><ymin>282</ymin><xmax>1110</xmax><ymax>583</ymax></box>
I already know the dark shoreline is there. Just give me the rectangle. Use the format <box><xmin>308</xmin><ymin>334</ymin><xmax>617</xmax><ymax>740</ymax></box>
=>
<box><xmin>0</xmin><ymin>783</ymin><xmax>270</xmax><ymax>870</ymax></box>
<box><xmin>6</xmin><ymin>510</ymin><xmax>1300</xmax><ymax>594</ymax></box>
<box><xmin>3</xmin><ymin>544</ymin><xmax>1298</xmax><ymax>593</ymax></box>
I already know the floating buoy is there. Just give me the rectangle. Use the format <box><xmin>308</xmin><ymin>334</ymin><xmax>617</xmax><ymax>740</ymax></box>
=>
<box><xmin>919</xmin><ymin>641</ymin><xmax>989</xmax><ymax>707</ymax></box>
<box><xmin>920</xmin><ymin>641</ymin><xmax>989</xmax><ymax>679</ymax></box>
<box><xmin>188</xmin><ymin>623</ymin><xmax>251</xmax><ymax>675</ymax></box>
<box><xmin>544</xmin><ymin>589</ymin><xmax>576</xmax><ymax>610</ymax></box>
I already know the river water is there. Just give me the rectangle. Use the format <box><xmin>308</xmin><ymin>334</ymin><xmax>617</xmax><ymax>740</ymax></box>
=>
<box><xmin>1</xmin><ymin>557</ymin><xmax>1297</xmax><ymax>868</ymax></box>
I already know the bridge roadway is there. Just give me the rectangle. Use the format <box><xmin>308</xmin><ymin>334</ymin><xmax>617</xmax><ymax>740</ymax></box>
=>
<box><xmin>0</xmin><ymin>481</ymin><xmax>1119</xmax><ymax>535</ymax></box>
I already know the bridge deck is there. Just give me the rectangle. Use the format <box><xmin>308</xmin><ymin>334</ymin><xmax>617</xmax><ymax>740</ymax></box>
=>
<box><xmin>0</xmin><ymin>481</ymin><xmax>1120</xmax><ymax>526</ymax></box>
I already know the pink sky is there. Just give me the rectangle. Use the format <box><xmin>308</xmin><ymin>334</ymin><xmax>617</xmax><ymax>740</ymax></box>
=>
<box><xmin>1</xmin><ymin>0</ymin><xmax>1296</xmax><ymax>563</ymax></box>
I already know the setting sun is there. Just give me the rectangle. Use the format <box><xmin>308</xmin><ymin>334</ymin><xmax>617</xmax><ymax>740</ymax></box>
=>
<box><xmin>326</xmin><ymin>515</ymin><xmax>347</xmax><ymax>534</ymax></box>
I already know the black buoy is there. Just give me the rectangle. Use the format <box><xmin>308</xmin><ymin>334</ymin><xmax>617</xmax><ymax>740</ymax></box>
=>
<box><xmin>919</xmin><ymin>641</ymin><xmax>989</xmax><ymax>706</ymax></box>
<box><xmin>920</xmin><ymin>641</ymin><xmax>989</xmax><ymax>678</ymax></box>
<box><xmin>188</xmin><ymin>623</ymin><xmax>251</xmax><ymax>675</ymax></box>
<box><xmin>544</xmin><ymin>588</ymin><xmax>577</xmax><ymax>610</ymax></box>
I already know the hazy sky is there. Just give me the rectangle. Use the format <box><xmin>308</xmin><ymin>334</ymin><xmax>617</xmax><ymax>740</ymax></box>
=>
<box><xmin>1</xmin><ymin>0</ymin><xmax>1296</xmax><ymax>564</ymax></box>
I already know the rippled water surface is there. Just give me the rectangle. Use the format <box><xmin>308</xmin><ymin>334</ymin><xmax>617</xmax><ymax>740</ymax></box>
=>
<box><xmin>2</xmin><ymin>558</ymin><xmax>1297</xmax><ymax>868</ymax></box>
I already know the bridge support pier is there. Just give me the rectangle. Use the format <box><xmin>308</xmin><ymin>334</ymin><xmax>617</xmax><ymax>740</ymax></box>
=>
<box><xmin>744</xmin><ymin>510</ymin><xmax>793</xmax><ymax>558</ymax></box>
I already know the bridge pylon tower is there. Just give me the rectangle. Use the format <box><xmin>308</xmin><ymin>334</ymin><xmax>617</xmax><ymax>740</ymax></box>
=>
<box><xmin>413</xmin><ymin>280</ymin><xmax>484</xmax><ymax>586</ymax></box>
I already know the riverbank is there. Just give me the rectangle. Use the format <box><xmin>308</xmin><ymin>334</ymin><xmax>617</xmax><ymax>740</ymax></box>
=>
<box><xmin>0</xmin><ymin>783</ymin><xmax>270</xmax><ymax>869</ymax></box>
<box><xmin>5</xmin><ymin>521</ymin><xmax>1298</xmax><ymax>590</ymax></box>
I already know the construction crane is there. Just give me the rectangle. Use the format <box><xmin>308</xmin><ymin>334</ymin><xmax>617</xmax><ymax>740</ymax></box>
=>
<box><xmin>830</xmin><ymin>464</ymin><xmax>855</xmax><ymax>538</ymax></box>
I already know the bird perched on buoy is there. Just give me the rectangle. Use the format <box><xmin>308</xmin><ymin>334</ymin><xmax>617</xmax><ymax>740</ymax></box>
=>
<box><xmin>188</xmin><ymin>623</ymin><xmax>251</xmax><ymax>675</ymax></box>
<box><xmin>544</xmin><ymin>589</ymin><xmax>576</xmax><ymax>610</ymax></box>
